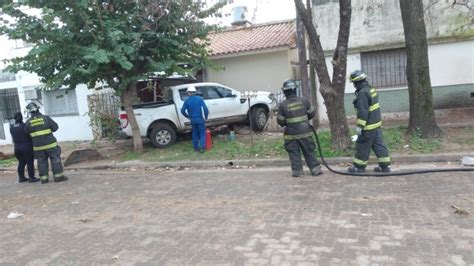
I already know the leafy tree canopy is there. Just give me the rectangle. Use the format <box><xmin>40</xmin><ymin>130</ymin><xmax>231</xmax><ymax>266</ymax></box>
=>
<box><xmin>0</xmin><ymin>0</ymin><xmax>223</xmax><ymax>92</ymax></box>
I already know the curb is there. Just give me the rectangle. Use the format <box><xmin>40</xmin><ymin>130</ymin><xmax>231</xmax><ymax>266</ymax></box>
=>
<box><xmin>1</xmin><ymin>153</ymin><xmax>473</xmax><ymax>172</ymax></box>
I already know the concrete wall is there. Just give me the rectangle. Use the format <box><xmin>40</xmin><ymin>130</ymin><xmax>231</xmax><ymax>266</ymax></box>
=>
<box><xmin>206</xmin><ymin>49</ymin><xmax>295</xmax><ymax>93</ymax></box>
<box><xmin>313</xmin><ymin>0</ymin><xmax>474</xmax><ymax>50</ymax></box>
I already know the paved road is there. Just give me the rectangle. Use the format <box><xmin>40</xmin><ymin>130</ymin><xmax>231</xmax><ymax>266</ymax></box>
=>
<box><xmin>0</xmin><ymin>166</ymin><xmax>473</xmax><ymax>265</ymax></box>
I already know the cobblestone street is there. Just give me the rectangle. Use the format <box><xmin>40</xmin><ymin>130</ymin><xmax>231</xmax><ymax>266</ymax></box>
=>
<box><xmin>0</xmin><ymin>167</ymin><xmax>473</xmax><ymax>265</ymax></box>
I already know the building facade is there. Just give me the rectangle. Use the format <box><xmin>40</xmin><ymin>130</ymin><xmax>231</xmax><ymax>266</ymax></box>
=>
<box><xmin>0</xmin><ymin>37</ymin><xmax>93</xmax><ymax>145</ymax></box>
<box><xmin>312</xmin><ymin>0</ymin><xmax>474</xmax><ymax>121</ymax></box>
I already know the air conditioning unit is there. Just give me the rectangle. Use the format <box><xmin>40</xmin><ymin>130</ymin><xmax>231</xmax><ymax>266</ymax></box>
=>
<box><xmin>24</xmin><ymin>89</ymin><xmax>39</xmax><ymax>100</ymax></box>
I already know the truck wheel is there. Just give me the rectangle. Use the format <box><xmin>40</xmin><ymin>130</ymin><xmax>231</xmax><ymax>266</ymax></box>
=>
<box><xmin>150</xmin><ymin>123</ymin><xmax>176</xmax><ymax>148</ymax></box>
<box><xmin>250</xmin><ymin>107</ymin><xmax>268</xmax><ymax>132</ymax></box>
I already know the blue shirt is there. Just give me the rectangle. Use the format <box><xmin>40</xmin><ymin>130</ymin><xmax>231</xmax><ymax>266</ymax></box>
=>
<box><xmin>181</xmin><ymin>95</ymin><xmax>209</xmax><ymax>123</ymax></box>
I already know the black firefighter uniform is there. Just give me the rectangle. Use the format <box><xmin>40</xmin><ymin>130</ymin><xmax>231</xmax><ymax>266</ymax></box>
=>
<box><xmin>25</xmin><ymin>113</ymin><xmax>65</xmax><ymax>182</ymax></box>
<box><xmin>277</xmin><ymin>94</ymin><xmax>321</xmax><ymax>174</ymax></box>
<box><xmin>353</xmin><ymin>83</ymin><xmax>391</xmax><ymax>169</ymax></box>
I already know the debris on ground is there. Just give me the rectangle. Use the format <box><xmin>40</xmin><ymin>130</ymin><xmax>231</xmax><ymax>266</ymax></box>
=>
<box><xmin>78</xmin><ymin>218</ymin><xmax>93</xmax><ymax>223</ymax></box>
<box><xmin>7</xmin><ymin>212</ymin><xmax>24</xmax><ymax>219</ymax></box>
<box><xmin>451</xmin><ymin>205</ymin><xmax>469</xmax><ymax>216</ymax></box>
<box><xmin>461</xmin><ymin>156</ymin><xmax>474</xmax><ymax>166</ymax></box>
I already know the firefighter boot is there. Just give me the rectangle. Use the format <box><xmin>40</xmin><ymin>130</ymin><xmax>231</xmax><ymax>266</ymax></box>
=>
<box><xmin>28</xmin><ymin>177</ymin><xmax>40</xmax><ymax>183</ymax></box>
<box><xmin>374</xmin><ymin>166</ymin><xmax>391</xmax><ymax>173</ymax></box>
<box><xmin>40</xmin><ymin>176</ymin><xmax>49</xmax><ymax>184</ymax></box>
<box><xmin>292</xmin><ymin>170</ymin><xmax>303</xmax><ymax>177</ymax></box>
<box><xmin>310</xmin><ymin>166</ymin><xmax>322</xmax><ymax>176</ymax></box>
<box><xmin>53</xmin><ymin>175</ymin><xmax>68</xmax><ymax>182</ymax></box>
<box><xmin>348</xmin><ymin>166</ymin><xmax>366</xmax><ymax>173</ymax></box>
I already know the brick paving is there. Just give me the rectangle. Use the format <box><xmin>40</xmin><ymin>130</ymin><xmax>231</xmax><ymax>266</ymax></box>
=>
<box><xmin>0</xmin><ymin>167</ymin><xmax>473</xmax><ymax>265</ymax></box>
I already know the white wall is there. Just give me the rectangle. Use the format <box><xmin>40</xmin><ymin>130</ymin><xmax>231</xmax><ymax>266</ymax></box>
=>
<box><xmin>428</xmin><ymin>40</ymin><xmax>474</xmax><ymax>87</ymax></box>
<box><xmin>315</xmin><ymin>40</ymin><xmax>474</xmax><ymax>122</ymax></box>
<box><xmin>0</xmin><ymin>73</ymin><xmax>94</xmax><ymax>145</ymax></box>
<box><xmin>0</xmin><ymin>35</ymin><xmax>94</xmax><ymax>145</ymax></box>
<box><xmin>207</xmin><ymin>49</ymin><xmax>293</xmax><ymax>93</ymax></box>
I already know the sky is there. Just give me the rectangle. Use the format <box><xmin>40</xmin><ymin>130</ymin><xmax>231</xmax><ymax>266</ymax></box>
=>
<box><xmin>205</xmin><ymin>0</ymin><xmax>297</xmax><ymax>26</ymax></box>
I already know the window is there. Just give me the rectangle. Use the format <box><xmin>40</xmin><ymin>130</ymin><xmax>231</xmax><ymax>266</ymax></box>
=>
<box><xmin>43</xmin><ymin>89</ymin><xmax>79</xmax><ymax>116</ymax></box>
<box><xmin>215</xmin><ymin>86</ymin><xmax>233</xmax><ymax>97</ymax></box>
<box><xmin>205</xmin><ymin>87</ymin><xmax>220</xmax><ymax>99</ymax></box>
<box><xmin>361</xmin><ymin>48</ymin><xmax>407</xmax><ymax>89</ymax></box>
<box><xmin>0</xmin><ymin>88</ymin><xmax>21</xmax><ymax>120</ymax></box>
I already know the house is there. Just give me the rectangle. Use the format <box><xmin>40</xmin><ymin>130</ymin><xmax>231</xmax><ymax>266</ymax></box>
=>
<box><xmin>311</xmin><ymin>0</ymin><xmax>474</xmax><ymax>121</ymax></box>
<box><xmin>205</xmin><ymin>20</ymin><xmax>299</xmax><ymax>93</ymax></box>
<box><xmin>0</xmin><ymin>37</ymin><xmax>94</xmax><ymax>145</ymax></box>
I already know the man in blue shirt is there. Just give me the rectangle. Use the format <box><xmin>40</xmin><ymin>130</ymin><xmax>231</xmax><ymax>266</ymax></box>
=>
<box><xmin>181</xmin><ymin>86</ymin><xmax>209</xmax><ymax>152</ymax></box>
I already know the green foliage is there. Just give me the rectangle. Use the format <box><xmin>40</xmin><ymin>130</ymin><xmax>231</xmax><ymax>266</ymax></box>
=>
<box><xmin>0</xmin><ymin>0</ymin><xmax>224</xmax><ymax>93</ymax></box>
<box><xmin>0</xmin><ymin>157</ymin><xmax>17</xmax><ymax>167</ymax></box>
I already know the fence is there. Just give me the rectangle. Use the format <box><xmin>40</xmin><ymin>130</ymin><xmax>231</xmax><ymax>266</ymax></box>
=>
<box><xmin>87</xmin><ymin>92</ymin><xmax>121</xmax><ymax>140</ymax></box>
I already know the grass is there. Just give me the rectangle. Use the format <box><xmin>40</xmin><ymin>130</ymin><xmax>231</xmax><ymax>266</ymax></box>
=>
<box><xmin>0</xmin><ymin>157</ymin><xmax>17</xmax><ymax>167</ymax></box>
<box><xmin>120</xmin><ymin>126</ymin><xmax>454</xmax><ymax>162</ymax></box>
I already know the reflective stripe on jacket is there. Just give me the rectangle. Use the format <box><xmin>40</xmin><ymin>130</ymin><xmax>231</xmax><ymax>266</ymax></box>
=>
<box><xmin>25</xmin><ymin>113</ymin><xmax>59</xmax><ymax>151</ymax></box>
<box><xmin>277</xmin><ymin>94</ymin><xmax>315</xmax><ymax>140</ymax></box>
<box><xmin>353</xmin><ymin>82</ymin><xmax>382</xmax><ymax>131</ymax></box>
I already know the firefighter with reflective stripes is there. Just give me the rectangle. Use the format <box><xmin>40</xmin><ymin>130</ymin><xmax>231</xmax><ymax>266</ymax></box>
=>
<box><xmin>277</xmin><ymin>79</ymin><xmax>322</xmax><ymax>177</ymax></box>
<box><xmin>24</xmin><ymin>102</ymin><xmax>68</xmax><ymax>184</ymax></box>
<box><xmin>348</xmin><ymin>70</ymin><xmax>391</xmax><ymax>173</ymax></box>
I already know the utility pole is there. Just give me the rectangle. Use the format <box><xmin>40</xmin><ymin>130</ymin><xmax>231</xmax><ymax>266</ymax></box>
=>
<box><xmin>295</xmin><ymin>13</ymin><xmax>310</xmax><ymax>99</ymax></box>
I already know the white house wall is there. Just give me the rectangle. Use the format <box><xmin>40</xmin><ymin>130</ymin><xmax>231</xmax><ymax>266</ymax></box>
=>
<box><xmin>0</xmin><ymin>37</ymin><xmax>94</xmax><ymax>145</ymax></box>
<box><xmin>207</xmin><ymin>50</ymin><xmax>293</xmax><ymax>93</ymax></box>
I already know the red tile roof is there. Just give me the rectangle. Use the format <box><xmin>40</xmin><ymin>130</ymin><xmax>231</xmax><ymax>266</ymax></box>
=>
<box><xmin>208</xmin><ymin>20</ymin><xmax>296</xmax><ymax>57</ymax></box>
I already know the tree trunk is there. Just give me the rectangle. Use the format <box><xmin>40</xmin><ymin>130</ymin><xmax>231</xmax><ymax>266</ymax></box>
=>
<box><xmin>294</xmin><ymin>0</ymin><xmax>351</xmax><ymax>150</ymax></box>
<box><xmin>121</xmin><ymin>82</ymin><xmax>143</xmax><ymax>152</ymax></box>
<box><xmin>399</xmin><ymin>0</ymin><xmax>442</xmax><ymax>138</ymax></box>
<box><xmin>310</xmin><ymin>65</ymin><xmax>320</xmax><ymax>128</ymax></box>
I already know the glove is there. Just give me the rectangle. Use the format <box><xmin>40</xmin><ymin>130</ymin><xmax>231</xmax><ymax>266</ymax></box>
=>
<box><xmin>356</xmin><ymin>126</ymin><xmax>362</xmax><ymax>136</ymax></box>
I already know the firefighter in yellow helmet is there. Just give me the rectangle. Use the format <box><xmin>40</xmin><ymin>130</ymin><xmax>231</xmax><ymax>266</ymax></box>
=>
<box><xmin>24</xmin><ymin>102</ymin><xmax>68</xmax><ymax>184</ymax></box>
<box><xmin>349</xmin><ymin>70</ymin><xmax>391</xmax><ymax>173</ymax></box>
<box><xmin>277</xmin><ymin>79</ymin><xmax>322</xmax><ymax>177</ymax></box>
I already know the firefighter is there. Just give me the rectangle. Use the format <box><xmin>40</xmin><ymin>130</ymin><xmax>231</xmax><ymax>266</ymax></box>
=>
<box><xmin>348</xmin><ymin>70</ymin><xmax>391</xmax><ymax>173</ymax></box>
<box><xmin>277</xmin><ymin>79</ymin><xmax>322</xmax><ymax>177</ymax></box>
<box><xmin>24</xmin><ymin>102</ymin><xmax>68</xmax><ymax>184</ymax></box>
<box><xmin>9</xmin><ymin>112</ymin><xmax>39</xmax><ymax>183</ymax></box>
<box><xmin>180</xmin><ymin>86</ymin><xmax>209</xmax><ymax>152</ymax></box>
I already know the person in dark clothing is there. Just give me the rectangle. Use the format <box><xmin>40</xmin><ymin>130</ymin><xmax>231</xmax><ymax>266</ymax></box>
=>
<box><xmin>9</xmin><ymin>112</ymin><xmax>39</xmax><ymax>183</ymax></box>
<box><xmin>181</xmin><ymin>86</ymin><xmax>209</xmax><ymax>153</ymax></box>
<box><xmin>348</xmin><ymin>70</ymin><xmax>391</xmax><ymax>173</ymax></box>
<box><xmin>24</xmin><ymin>102</ymin><xmax>67</xmax><ymax>184</ymax></box>
<box><xmin>277</xmin><ymin>79</ymin><xmax>322</xmax><ymax>177</ymax></box>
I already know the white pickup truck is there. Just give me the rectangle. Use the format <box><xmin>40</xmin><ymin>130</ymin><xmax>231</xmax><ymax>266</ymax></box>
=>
<box><xmin>119</xmin><ymin>82</ymin><xmax>275</xmax><ymax>148</ymax></box>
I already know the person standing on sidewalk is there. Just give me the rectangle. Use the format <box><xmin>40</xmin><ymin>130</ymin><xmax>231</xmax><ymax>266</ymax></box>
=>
<box><xmin>348</xmin><ymin>70</ymin><xmax>391</xmax><ymax>173</ymax></box>
<box><xmin>9</xmin><ymin>112</ymin><xmax>39</xmax><ymax>183</ymax></box>
<box><xmin>277</xmin><ymin>79</ymin><xmax>322</xmax><ymax>177</ymax></box>
<box><xmin>181</xmin><ymin>86</ymin><xmax>209</xmax><ymax>153</ymax></box>
<box><xmin>24</xmin><ymin>102</ymin><xmax>68</xmax><ymax>184</ymax></box>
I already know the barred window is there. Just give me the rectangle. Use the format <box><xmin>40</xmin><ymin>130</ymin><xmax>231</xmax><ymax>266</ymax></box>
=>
<box><xmin>0</xmin><ymin>88</ymin><xmax>21</xmax><ymax>120</ymax></box>
<box><xmin>361</xmin><ymin>48</ymin><xmax>407</xmax><ymax>89</ymax></box>
<box><xmin>43</xmin><ymin>89</ymin><xmax>79</xmax><ymax>116</ymax></box>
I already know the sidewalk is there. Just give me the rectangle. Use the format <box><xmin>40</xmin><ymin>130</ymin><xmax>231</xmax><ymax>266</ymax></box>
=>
<box><xmin>2</xmin><ymin>151</ymin><xmax>473</xmax><ymax>172</ymax></box>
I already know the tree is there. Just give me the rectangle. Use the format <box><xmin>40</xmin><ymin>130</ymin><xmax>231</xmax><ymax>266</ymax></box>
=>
<box><xmin>399</xmin><ymin>0</ymin><xmax>442</xmax><ymax>138</ymax></box>
<box><xmin>0</xmin><ymin>0</ymin><xmax>223</xmax><ymax>152</ymax></box>
<box><xmin>294</xmin><ymin>0</ymin><xmax>351</xmax><ymax>150</ymax></box>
